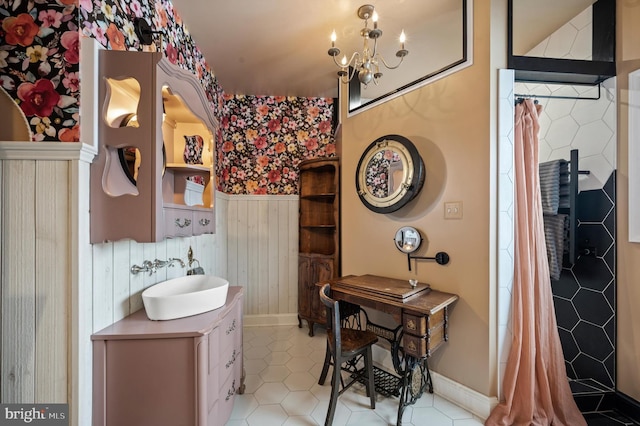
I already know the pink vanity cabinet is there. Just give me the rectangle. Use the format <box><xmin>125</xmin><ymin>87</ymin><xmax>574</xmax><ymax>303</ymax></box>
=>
<box><xmin>92</xmin><ymin>287</ymin><xmax>244</xmax><ymax>426</ymax></box>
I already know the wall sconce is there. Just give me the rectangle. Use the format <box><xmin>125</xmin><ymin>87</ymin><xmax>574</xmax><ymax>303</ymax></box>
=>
<box><xmin>134</xmin><ymin>18</ymin><xmax>162</xmax><ymax>50</ymax></box>
<box><xmin>394</xmin><ymin>226</ymin><xmax>450</xmax><ymax>271</ymax></box>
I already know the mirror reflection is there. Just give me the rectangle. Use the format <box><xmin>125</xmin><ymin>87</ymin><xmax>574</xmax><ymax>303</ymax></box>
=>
<box><xmin>364</xmin><ymin>148</ymin><xmax>403</xmax><ymax>198</ymax></box>
<box><xmin>117</xmin><ymin>145</ymin><xmax>166</xmax><ymax>186</ymax></box>
<box><xmin>104</xmin><ymin>77</ymin><xmax>141</xmax><ymax>128</ymax></box>
<box><xmin>394</xmin><ymin>226</ymin><xmax>422</xmax><ymax>253</ymax></box>
<box><xmin>347</xmin><ymin>0</ymin><xmax>470</xmax><ymax>113</ymax></box>
<box><xmin>118</xmin><ymin>147</ymin><xmax>141</xmax><ymax>185</ymax></box>
<box><xmin>512</xmin><ymin>0</ymin><xmax>595</xmax><ymax>58</ymax></box>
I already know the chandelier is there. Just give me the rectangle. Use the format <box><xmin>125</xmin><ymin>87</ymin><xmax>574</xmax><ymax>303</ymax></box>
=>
<box><xmin>328</xmin><ymin>4</ymin><xmax>408</xmax><ymax>86</ymax></box>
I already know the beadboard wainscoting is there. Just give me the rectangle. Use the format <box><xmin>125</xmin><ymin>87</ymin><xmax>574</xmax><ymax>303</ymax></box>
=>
<box><xmin>0</xmin><ymin>143</ymin><xmax>95</xmax><ymax>426</ymax></box>
<box><xmin>90</xmin><ymin>192</ymin><xmax>301</xmax><ymax>330</ymax></box>
<box><xmin>90</xmin><ymin>190</ymin><xmax>228</xmax><ymax>332</ymax></box>
<box><xmin>1</xmin><ymin>158</ymin><xmax>71</xmax><ymax>403</ymax></box>
<box><xmin>223</xmin><ymin>193</ymin><xmax>300</xmax><ymax>323</ymax></box>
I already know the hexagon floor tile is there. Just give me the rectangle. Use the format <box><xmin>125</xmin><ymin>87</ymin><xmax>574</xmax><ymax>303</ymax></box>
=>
<box><xmin>234</xmin><ymin>324</ymin><xmax>633</xmax><ymax>425</ymax></box>
<box><xmin>231</xmin><ymin>325</ymin><xmax>484</xmax><ymax>425</ymax></box>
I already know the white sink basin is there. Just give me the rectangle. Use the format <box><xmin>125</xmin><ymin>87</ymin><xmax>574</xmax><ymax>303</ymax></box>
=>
<box><xmin>142</xmin><ymin>275</ymin><xmax>229</xmax><ymax>320</ymax></box>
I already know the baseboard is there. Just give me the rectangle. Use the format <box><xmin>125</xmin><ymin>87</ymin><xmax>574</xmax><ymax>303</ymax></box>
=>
<box><xmin>431</xmin><ymin>370</ymin><xmax>498</xmax><ymax>420</ymax></box>
<box><xmin>370</xmin><ymin>345</ymin><xmax>496</xmax><ymax>420</ymax></box>
<box><xmin>243</xmin><ymin>313</ymin><xmax>299</xmax><ymax>327</ymax></box>
<box><xmin>614</xmin><ymin>391</ymin><xmax>640</xmax><ymax>421</ymax></box>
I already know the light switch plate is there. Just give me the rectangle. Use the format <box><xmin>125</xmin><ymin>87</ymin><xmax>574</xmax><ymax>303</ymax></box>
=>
<box><xmin>444</xmin><ymin>201</ymin><xmax>463</xmax><ymax>219</ymax></box>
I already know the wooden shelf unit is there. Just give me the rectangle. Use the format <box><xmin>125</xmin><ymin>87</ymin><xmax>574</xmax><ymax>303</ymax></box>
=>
<box><xmin>297</xmin><ymin>157</ymin><xmax>340</xmax><ymax>336</ymax></box>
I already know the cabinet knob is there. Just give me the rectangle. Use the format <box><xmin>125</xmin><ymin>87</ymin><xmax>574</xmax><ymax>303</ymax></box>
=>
<box><xmin>175</xmin><ymin>218</ymin><xmax>191</xmax><ymax>228</ymax></box>
<box><xmin>199</xmin><ymin>218</ymin><xmax>211</xmax><ymax>226</ymax></box>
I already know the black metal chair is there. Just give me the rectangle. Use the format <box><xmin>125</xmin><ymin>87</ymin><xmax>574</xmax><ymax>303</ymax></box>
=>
<box><xmin>318</xmin><ymin>283</ymin><xmax>378</xmax><ymax>425</ymax></box>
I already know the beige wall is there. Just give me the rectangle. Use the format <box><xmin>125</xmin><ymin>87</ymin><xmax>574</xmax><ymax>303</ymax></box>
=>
<box><xmin>340</xmin><ymin>1</ymin><xmax>496</xmax><ymax>396</ymax></box>
<box><xmin>615</xmin><ymin>0</ymin><xmax>640</xmax><ymax>402</ymax></box>
<box><xmin>338</xmin><ymin>0</ymin><xmax>640</xmax><ymax>403</ymax></box>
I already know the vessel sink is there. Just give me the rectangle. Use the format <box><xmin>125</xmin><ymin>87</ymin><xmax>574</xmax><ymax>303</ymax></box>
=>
<box><xmin>142</xmin><ymin>275</ymin><xmax>229</xmax><ymax>320</ymax></box>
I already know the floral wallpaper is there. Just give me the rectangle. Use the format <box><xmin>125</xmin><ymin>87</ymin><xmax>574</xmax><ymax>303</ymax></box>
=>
<box><xmin>0</xmin><ymin>0</ymin><xmax>81</xmax><ymax>141</ymax></box>
<box><xmin>78</xmin><ymin>0</ymin><xmax>223</xmax><ymax>114</ymax></box>
<box><xmin>0</xmin><ymin>0</ymin><xmax>222</xmax><ymax>141</ymax></box>
<box><xmin>217</xmin><ymin>94</ymin><xmax>335</xmax><ymax>195</ymax></box>
<box><xmin>0</xmin><ymin>0</ymin><xmax>336</xmax><ymax>195</ymax></box>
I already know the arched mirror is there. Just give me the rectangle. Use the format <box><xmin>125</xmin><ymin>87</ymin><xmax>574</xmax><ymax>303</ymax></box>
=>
<box><xmin>356</xmin><ymin>134</ymin><xmax>425</xmax><ymax>213</ymax></box>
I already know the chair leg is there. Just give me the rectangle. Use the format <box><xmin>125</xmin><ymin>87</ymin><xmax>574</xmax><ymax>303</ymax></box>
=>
<box><xmin>325</xmin><ymin>355</ymin><xmax>342</xmax><ymax>426</ymax></box>
<box><xmin>366</xmin><ymin>346</ymin><xmax>376</xmax><ymax>409</ymax></box>
<box><xmin>318</xmin><ymin>344</ymin><xmax>332</xmax><ymax>385</ymax></box>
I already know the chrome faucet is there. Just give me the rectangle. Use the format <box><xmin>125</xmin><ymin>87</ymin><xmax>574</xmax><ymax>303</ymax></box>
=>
<box><xmin>130</xmin><ymin>260</ymin><xmax>155</xmax><ymax>275</ymax></box>
<box><xmin>153</xmin><ymin>258</ymin><xmax>186</xmax><ymax>269</ymax></box>
<box><xmin>130</xmin><ymin>258</ymin><xmax>185</xmax><ymax>275</ymax></box>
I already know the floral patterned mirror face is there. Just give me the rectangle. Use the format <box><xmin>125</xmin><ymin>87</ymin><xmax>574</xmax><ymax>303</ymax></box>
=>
<box><xmin>355</xmin><ymin>135</ymin><xmax>425</xmax><ymax>214</ymax></box>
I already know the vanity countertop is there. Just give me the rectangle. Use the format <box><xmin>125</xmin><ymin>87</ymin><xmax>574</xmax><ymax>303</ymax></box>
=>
<box><xmin>91</xmin><ymin>286</ymin><xmax>243</xmax><ymax>340</ymax></box>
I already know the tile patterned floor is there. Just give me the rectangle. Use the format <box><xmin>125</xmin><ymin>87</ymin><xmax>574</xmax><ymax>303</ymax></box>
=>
<box><xmin>227</xmin><ymin>324</ymin><xmax>485</xmax><ymax>426</ymax></box>
<box><xmin>585</xmin><ymin>411</ymin><xmax>640</xmax><ymax>426</ymax></box>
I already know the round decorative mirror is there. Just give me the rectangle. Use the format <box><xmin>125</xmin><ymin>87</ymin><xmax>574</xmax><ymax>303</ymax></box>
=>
<box><xmin>356</xmin><ymin>134</ymin><xmax>425</xmax><ymax>213</ymax></box>
<box><xmin>394</xmin><ymin>226</ymin><xmax>422</xmax><ymax>253</ymax></box>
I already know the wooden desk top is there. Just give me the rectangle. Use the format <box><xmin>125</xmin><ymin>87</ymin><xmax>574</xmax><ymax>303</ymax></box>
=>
<box><xmin>325</xmin><ymin>275</ymin><xmax>458</xmax><ymax>320</ymax></box>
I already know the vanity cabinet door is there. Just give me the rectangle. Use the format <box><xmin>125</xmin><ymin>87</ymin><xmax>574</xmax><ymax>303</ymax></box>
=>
<box><xmin>93</xmin><ymin>288</ymin><xmax>245</xmax><ymax>426</ymax></box>
<box><xmin>94</xmin><ymin>337</ymin><xmax>199</xmax><ymax>426</ymax></box>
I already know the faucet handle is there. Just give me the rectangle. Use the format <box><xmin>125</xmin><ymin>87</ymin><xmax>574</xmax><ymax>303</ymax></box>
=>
<box><xmin>144</xmin><ymin>260</ymin><xmax>156</xmax><ymax>275</ymax></box>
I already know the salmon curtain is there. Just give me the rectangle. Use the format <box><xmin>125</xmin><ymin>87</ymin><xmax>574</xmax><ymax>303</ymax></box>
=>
<box><xmin>485</xmin><ymin>99</ymin><xmax>586</xmax><ymax>426</ymax></box>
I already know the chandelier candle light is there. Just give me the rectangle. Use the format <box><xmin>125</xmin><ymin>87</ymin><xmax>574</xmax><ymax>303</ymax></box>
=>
<box><xmin>328</xmin><ymin>4</ymin><xmax>408</xmax><ymax>86</ymax></box>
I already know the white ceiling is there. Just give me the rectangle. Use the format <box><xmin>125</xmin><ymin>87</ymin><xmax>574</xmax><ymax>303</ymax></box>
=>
<box><xmin>168</xmin><ymin>0</ymin><xmax>595</xmax><ymax>100</ymax></box>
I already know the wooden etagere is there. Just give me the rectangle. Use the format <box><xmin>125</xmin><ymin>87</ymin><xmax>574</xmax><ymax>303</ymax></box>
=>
<box><xmin>297</xmin><ymin>157</ymin><xmax>340</xmax><ymax>336</ymax></box>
